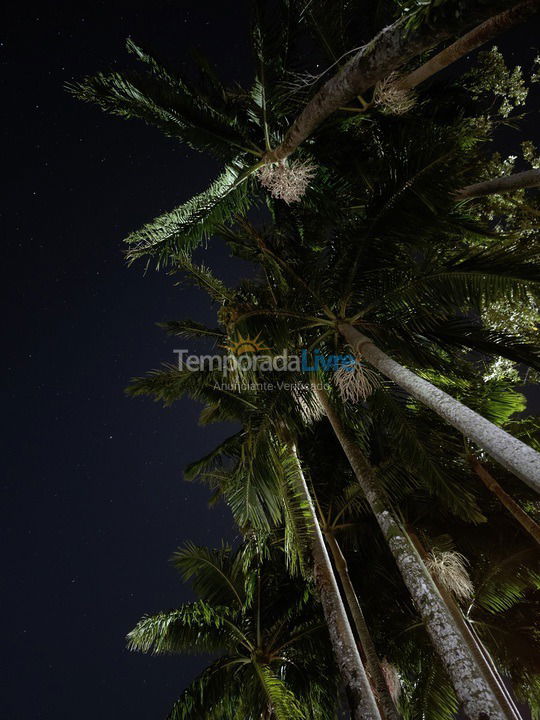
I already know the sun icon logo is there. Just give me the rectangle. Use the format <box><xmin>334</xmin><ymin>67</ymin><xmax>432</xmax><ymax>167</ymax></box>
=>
<box><xmin>222</xmin><ymin>332</ymin><xmax>271</xmax><ymax>356</ymax></box>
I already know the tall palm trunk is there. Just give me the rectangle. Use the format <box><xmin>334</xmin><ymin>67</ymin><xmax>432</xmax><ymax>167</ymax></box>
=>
<box><xmin>266</xmin><ymin>0</ymin><xmax>513</xmax><ymax>161</ymax></box>
<box><xmin>400</xmin><ymin>1</ymin><xmax>539</xmax><ymax>90</ymax></box>
<box><xmin>314</xmin><ymin>386</ymin><xmax>509</xmax><ymax>720</ymax></box>
<box><xmin>456</xmin><ymin>170</ymin><xmax>540</xmax><ymax>199</ymax></box>
<box><xmin>325</xmin><ymin>531</ymin><xmax>402</xmax><ymax>720</ymax></box>
<box><xmin>407</xmin><ymin>529</ymin><xmax>523</xmax><ymax>720</ymax></box>
<box><xmin>470</xmin><ymin>457</ymin><xmax>540</xmax><ymax>545</ymax></box>
<box><xmin>290</xmin><ymin>445</ymin><xmax>383</xmax><ymax>720</ymax></box>
<box><xmin>338</xmin><ymin>324</ymin><xmax>540</xmax><ymax>494</ymax></box>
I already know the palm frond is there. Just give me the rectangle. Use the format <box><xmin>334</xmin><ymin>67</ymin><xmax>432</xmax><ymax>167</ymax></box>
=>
<box><xmin>125</xmin><ymin>164</ymin><xmax>256</xmax><ymax>266</ymax></box>
<box><xmin>171</xmin><ymin>542</ymin><xmax>245</xmax><ymax>608</ymax></box>
<box><xmin>126</xmin><ymin>600</ymin><xmax>242</xmax><ymax>655</ymax></box>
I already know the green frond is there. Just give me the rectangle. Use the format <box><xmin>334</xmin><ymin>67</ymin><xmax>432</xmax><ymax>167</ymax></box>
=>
<box><xmin>402</xmin><ymin>653</ymin><xmax>458</xmax><ymax>720</ymax></box>
<box><xmin>157</xmin><ymin>319</ymin><xmax>224</xmax><ymax>340</ymax></box>
<box><xmin>472</xmin><ymin>549</ymin><xmax>540</xmax><ymax>615</ymax></box>
<box><xmin>68</xmin><ymin>43</ymin><xmax>259</xmax><ymax>161</ymax></box>
<box><xmin>184</xmin><ymin>433</ymin><xmax>242</xmax><ymax>482</ymax></box>
<box><xmin>277</xmin><ymin>448</ymin><xmax>314</xmax><ymax>575</ymax></box>
<box><xmin>255</xmin><ymin>663</ymin><xmax>307</xmax><ymax>720</ymax></box>
<box><xmin>166</xmin><ymin>656</ymin><xmax>242</xmax><ymax>720</ymax></box>
<box><xmin>173</xmin><ymin>252</ymin><xmax>234</xmax><ymax>302</ymax></box>
<box><xmin>126</xmin><ymin>600</ymin><xmax>242</xmax><ymax>655</ymax></box>
<box><xmin>124</xmin><ymin>164</ymin><xmax>257</xmax><ymax>266</ymax></box>
<box><xmin>171</xmin><ymin>542</ymin><xmax>245</xmax><ymax>608</ymax></box>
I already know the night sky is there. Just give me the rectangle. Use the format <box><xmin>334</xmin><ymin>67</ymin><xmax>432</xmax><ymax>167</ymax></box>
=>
<box><xmin>3</xmin><ymin>2</ymin><xmax>540</xmax><ymax>719</ymax></box>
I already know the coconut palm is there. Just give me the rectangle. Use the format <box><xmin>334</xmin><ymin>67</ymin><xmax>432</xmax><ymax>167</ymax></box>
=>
<box><xmin>128</xmin><ymin>541</ymin><xmax>340</xmax><ymax>719</ymax></box>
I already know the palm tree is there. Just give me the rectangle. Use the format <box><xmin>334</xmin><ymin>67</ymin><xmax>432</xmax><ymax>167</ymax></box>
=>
<box><xmin>313</xmin><ymin>383</ymin><xmax>513</xmax><ymax>720</ymax></box>
<box><xmin>128</xmin><ymin>541</ymin><xmax>339</xmax><ymax>719</ymax></box>
<box><xmin>264</xmin><ymin>0</ymin><xmax>522</xmax><ymax>161</ymax></box>
<box><xmin>72</xmin><ymin>6</ymin><xmax>540</xmax><ymax>715</ymax></box>
<box><xmin>369</xmin><ymin>370</ymin><xmax>540</xmax><ymax>546</ymax></box>
<box><xmin>399</xmin><ymin>1</ymin><xmax>539</xmax><ymax>91</ymax></box>
<box><xmin>128</xmin><ymin>354</ymin><xmax>382</xmax><ymax>720</ymax></box>
<box><xmin>337</xmin><ymin>322</ymin><xmax>540</xmax><ymax>493</ymax></box>
<box><xmin>68</xmin><ymin>1</ymin><xmax>539</xmax><ymax>266</ymax></box>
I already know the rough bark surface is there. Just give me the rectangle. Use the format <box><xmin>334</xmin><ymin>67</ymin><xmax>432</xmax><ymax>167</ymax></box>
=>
<box><xmin>326</xmin><ymin>532</ymin><xmax>403</xmax><ymax>720</ymax></box>
<box><xmin>456</xmin><ymin>169</ymin><xmax>540</xmax><ymax>198</ymax></box>
<box><xmin>291</xmin><ymin>447</ymin><xmax>382</xmax><ymax>720</ymax></box>
<box><xmin>338</xmin><ymin>324</ymin><xmax>540</xmax><ymax>494</ymax></box>
<box><xmin>408</xmin><ymin>530</ymin><xmax>523</xmax><ymax>720</ymax></box>
<box><xmin>401</xmin><ymin>1</ymin><xmax>540</xmax><ymax>89</ymax></box>
<box><xmin>268</xmin><ymin>0</ymin><xmax>513</xmax><ymax>161</ymax></box>
<box><xmin>314</xmin><ymin>387</ymin><xmax>509</xmax><ymax>720</ymax></box>
<box><xmin>471</xmin><ymin>458</ymin><xmax>540</xmax><ymax>545</ymax></box>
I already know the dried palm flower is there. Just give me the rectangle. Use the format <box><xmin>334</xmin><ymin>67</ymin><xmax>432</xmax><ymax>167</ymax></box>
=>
<box><xmin>381</xmin><ymin>659</ymin><xmax>402</xmax><ymax>703</ymax></box>
<box><xmin>257</xmin><ymin>159</ymin><xmax>317</xmax><ymax>203</ymax></box>
<box><xmin>426</xmin><ymin>550</ymin><xmax>474</xmax><ymax>601</ymax></box>
<box><xmin>334</xmin><ymin>360</ymin><xmax>381</xmax><ymax>403</ymax></box>
<box><xmin>373</xmin><ymin>72</ymin><xmax>416</xmax><ymax>115</ymax></box>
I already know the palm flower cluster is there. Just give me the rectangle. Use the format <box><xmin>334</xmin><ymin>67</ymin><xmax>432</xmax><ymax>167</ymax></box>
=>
<box><xmin>373</xmin><ymin>72</ymin><xmax>417</xmax><ymax>115</ymax></box>
<box><xmin>334</xmin><ymin>360</ymin><xmax>382</xmax><ymax>404</ymax></box>
<box><xmin>257</xmin><ymin>159</ymin><xmax>317</xmax><ymax>203</ymax></box>
<box><xmin>73</xmin><ymin>1</ymin><xmax>540</xmax><ymax>718</ymax></box>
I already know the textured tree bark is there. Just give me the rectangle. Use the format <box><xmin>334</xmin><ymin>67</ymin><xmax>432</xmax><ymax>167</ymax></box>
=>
<box><xmin>456</xmin><ymin>170</ymin><xmax>540</xmax><ymax>199</ymax></box>
<box><xmin>338</xmin><ymin>324</ymin><xmax>540</xmax><ymax>494</ymax></box>
<box><xmin>290</xmin><ymin>446</ymin><xmax>382</xmax><ymax>720</ymax></box>
<box><xmin>407</xmin><ymin>529</ymin><xmax>523</xmax><ymax>720</ymax></box>
<box><xmin>470</xmin><ymin>457</ymin><xmax>540</xmax><ymax>545</ymax></box>
<box><xmin>401</xmin><ymin>1</ymin><xmax>540</xmax><ymax>89</ymax></box>
<box><xmin>314</xmin><ymin>386</ymin><xmax>509</xmax><ymax>720</ymax></box>
<box><xmin>325</xmin><ymin>531</ymin><xmax>403</xmax><ymax>720</ymax></box>
<box><xmin>266</xmin><ymin>0</ymin><xmax>513</xmax><ymax>161</ymax></box>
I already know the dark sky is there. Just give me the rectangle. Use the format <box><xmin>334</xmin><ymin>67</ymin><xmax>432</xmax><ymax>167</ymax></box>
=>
<box><xmin>3</xmin><ymin>1</ymin><xmax>251</xmax><ymax>718</ymax></box>
<box><xmin>3</xmin><ymin>2</ymin><xmax>540</xmax><ymax>719</ymax></box>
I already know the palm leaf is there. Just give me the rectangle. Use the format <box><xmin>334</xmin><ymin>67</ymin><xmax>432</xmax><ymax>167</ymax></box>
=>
<box><xmin>125</xmin><ymin>163</ymin><xmax>257</xmax><ymax>266</ymax></box>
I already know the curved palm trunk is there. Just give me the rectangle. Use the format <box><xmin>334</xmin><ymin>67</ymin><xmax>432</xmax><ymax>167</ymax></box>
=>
<box><xmin>401</xmin><ymin>1</ymin><xmax>539</xmax><ymax>90</ymax></box>
<box><xmin>290</xmin><ymin>445</ymin><xmax>383</xmax><ymax>720</ymax></box>
<box><xmin>325</xmin><ymin>531</ymin><xmax>402</xmax><ymax>720</ymax></box>
<box><xmin>338</xmin><ymin>324</ymin><xmax>540</xmax><ymax>494</ymax></box>
<box><xmin>314</xmin><ymin>386</ymin><xmax>509</xmax><ymax>720</ymax></box>
<box><xmin>455</xmin><ymin>170</ymin><xmax>540</xmax><ymax>199</ymax></box>
<box><xmin>407</xmin><ymin>529</ymin><xmax>523</xmax><ymax>720</ymax></box>
<box><xmin>470</xmin><ymin>457</ymin><xmax>540</xmax><ymax>545</ymax></box>
<box><xmin>266</xmin><ymin>0</ymin><xmax>512</xmax><ymax>161</ymax></box>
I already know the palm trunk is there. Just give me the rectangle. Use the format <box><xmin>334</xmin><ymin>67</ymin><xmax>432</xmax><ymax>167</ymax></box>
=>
<box><xmin>400</xmin><ymin>1</ymin><xmax>539</xmax><ymax>89</ymax></box>
<box><xmin>407</xmin><ymin>529</ymin><xmax>523</xmax><ymax>720</ymax></box>
<box><xmin>290</xmin><ymin>445</ymin><xmax>382</xmax><ymax>720</ymax></box>
<box><xmin>325</xmin><ymin>531</ymin><xmax>402</xmax><ymax>720</ymax></box>
<box><xmin>470</xmin><ymin>457</ymin><xmax>540</xmax><ymax>545</ymax></box>
<box><xmin>455</xmin><ymin>170</ymin><xmax>540</xmax><ymax>199</ymax></box>
<box><xmin>314</xmin><ymin>386</ymin><xmax>509</xmax><ymax>720</ymax></box>
<box><xmin>266</xmin><ymin>0</ymin><xmax>512</xmax><ymax>161</ymax></box>
<box><xmin>338</xmin><ymin>323</ymin><xmax>540</xmax><ymax>494</ymax></box>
